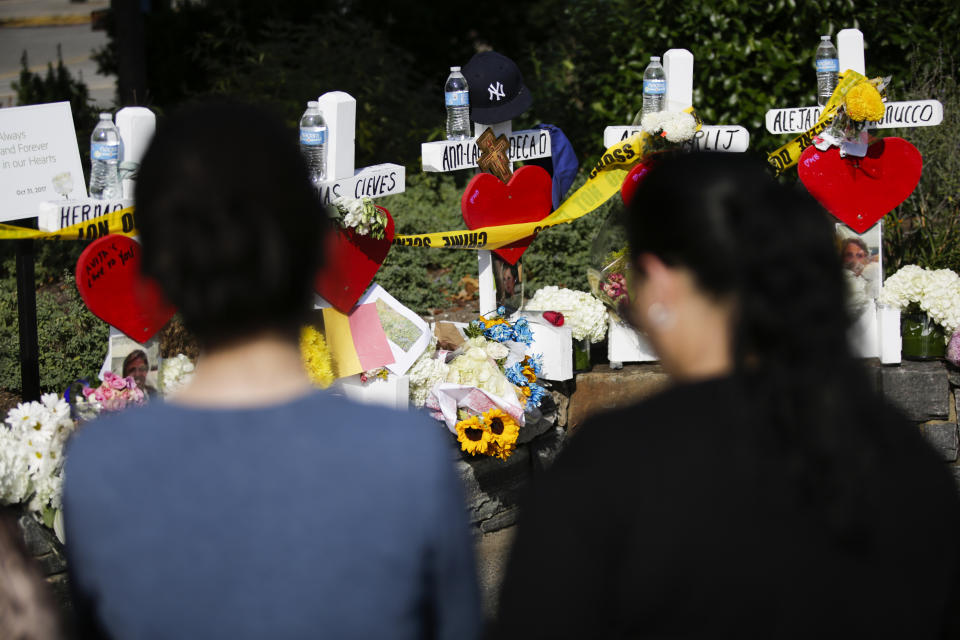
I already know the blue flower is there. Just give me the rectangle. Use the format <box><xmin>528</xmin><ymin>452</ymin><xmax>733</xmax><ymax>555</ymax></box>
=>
<box><xmin>511</xmin><ymin>317</ymin><xmax>534</xmax><ymax>345</ymax></box>
<box><xmin>496</xmin><ymin>305</ymin><xmax>506</xmax><ymax>317</ymax></box>
<box><xmin>526</xmin><ymin>383</ymin><xmax>547</xmax><ymax>408</ymax></box>
<box><xmin>484</xmin><ymin>323</ymin><xmax>513</xmax><ymax>343</ymax></box>
<box><xmin>504</xmin><ymin>362</ymin><xmax>527</xmax><ymax>387</ymax></box>
<box><xmin>526</xmin><ymin>353</ymin><xmax>544</xmax><ymax>376</ymax></box>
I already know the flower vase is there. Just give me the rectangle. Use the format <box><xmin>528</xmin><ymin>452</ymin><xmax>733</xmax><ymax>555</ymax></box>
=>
<box><xmin>573</xmin><ymin>338</ymin><xmax>591</xmax><ymax>372</ymax></box>
<box><xmin>901</xmin><ymin>312</ymin><xmax>946</xmax><ymax>360</ymax></box>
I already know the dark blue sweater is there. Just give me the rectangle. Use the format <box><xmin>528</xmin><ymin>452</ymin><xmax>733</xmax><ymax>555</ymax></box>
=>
<box><xmin>64</xmin><ymin>390</ymin><xmax>481</xmax><ymax>639</ymax></box>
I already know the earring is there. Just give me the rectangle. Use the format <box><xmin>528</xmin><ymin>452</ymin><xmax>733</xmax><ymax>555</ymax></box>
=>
<box><xmin>646</xmin><ymin>302</ymin><xmax>676</xmax><ymax>329</ymax></box>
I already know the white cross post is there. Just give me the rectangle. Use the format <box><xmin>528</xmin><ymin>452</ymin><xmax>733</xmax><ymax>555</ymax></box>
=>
<box><xmin>421</xmin><ymin>119</ymin><xmax>551</xmax><ymax>317</ymax></box>
<box><xmin>763</xmin><ymin>28</ymin><xmax>944</xmax><ymax>365</ymax></box>
<box><xmin>420</xmin><ymin>117</ymin><xmax>573</xmax><ymax>380</ymax></box>
<box><xmin>315</xmin><ymin>91</ymin><xmax>406</xmax><ymax>204</ymax></box>
<box><xmin>603</xmin><ymin>48</ymin><xmax>752</xmax><ymax>368</ymax></box>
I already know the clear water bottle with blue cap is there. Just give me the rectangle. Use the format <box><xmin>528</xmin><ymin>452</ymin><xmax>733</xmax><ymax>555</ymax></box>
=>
<box><xmin>444</xmin><ymin>66</ymin><xmax>471</xmax><ymax>140</ymax></box>
<box><xmin>641</xmin><ymin>56</ymin><xmax>666</xmax><ymax>116</ymax></box>
<box><xmin>299</xmin><ymin>101</ymin><xmax>327</xmax><ymax>188</ymax></box>
<box><xmin>89</xmin><ymin>112</ymin><xmax>122</xmax><ymax>199</ymax></box>
<box><xmin>816</xmin><ymin>35</ymin><xmax>839</xmax><ymax>106</ymax></box>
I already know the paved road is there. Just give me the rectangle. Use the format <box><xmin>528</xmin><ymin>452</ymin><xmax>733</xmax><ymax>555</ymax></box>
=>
<box><xmin>0</xmin><ymin>0</ymin><xmax>115</xmax><ymax>108</ymax></box>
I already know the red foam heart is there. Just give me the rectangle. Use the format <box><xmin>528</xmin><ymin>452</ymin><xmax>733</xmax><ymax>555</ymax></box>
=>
<box><xmin>798</xmin><ymin>137</ymin><xmax>922</xmax><ymax>234</ymax></box>
<box><xmin>314</xmin><ymin>206</ymin><xmax>395</xmax><ymax>313</ymax></box>
<box><xmin>76</xmin><ymin>235</ymin><xmax>175</xmax><ymax>343</ymax></box>
<box><xmin>461</xmin><ymin>165</ymin><xmax>553</xmax><ymax>265</ymax></box>
<box><xmin>620</xmin><ymin>156</ymin><xmax>659</xmax><ymax>206</ymax></box>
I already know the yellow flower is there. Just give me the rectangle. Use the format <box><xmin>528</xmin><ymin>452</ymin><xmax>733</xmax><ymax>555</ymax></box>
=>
<box><xmin>844</xmin><ymin>82</ymin><xmax>885</xmax><ymax>122</ymax></box>
<box><xmin>521</xmin><ymin>366</ymin><xmax>537</xmax><ymax>383</ymax></box>
<box><xmin>300</xmin><ymin>326</ymin><xmax>335</xmax><ymax>388</ymax></box>
<box><xmin>481</xmin><ymin>317</ymin><xmax>508</xmax><ymax>329</ymax></box>
<box><xmin>456</xmin><ymin>416</ymin><xmax>491</xmax><ymax>456</ymax></box>
<box><xmin>482</xmin><ymin>408</ymin><xmax>520</xmax><ymax>460</ymax></box>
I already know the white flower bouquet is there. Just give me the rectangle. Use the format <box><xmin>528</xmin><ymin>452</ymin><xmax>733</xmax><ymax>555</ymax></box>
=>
<box><xmin>331</xmin><ymin>195</ymin><xmax>388</xmax><ymax>239</ymax></box>
<box><xmin>525</xmin><ymin>286</ymin><xmax>608</xmax><ymax>342</ymax></box>
<box><xmin>1</xmin><ymin>394</ymin><xmax>77</xmax><ymax>541</ymax></box>
<box><xmin>879</xmin><ymin>265</ymin><xmax>960</xmax><ymax>334</ymax></box>
<box><xmin>640</xmin><ymin>110</ymin><xmax>698</xmax><ymax>143</ymax></box>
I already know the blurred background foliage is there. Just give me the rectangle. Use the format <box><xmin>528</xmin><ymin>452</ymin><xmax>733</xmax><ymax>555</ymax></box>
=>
<box><xmin>3</xmin><ymin>0</ymin><xmax>959</xmax><ymax>392</ymax></box>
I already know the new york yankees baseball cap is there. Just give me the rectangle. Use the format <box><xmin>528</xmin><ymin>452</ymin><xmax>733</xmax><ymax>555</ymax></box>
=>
<box><xmin>463</xmin><ymin>51</ymin><xmax>533</xmax><ymax>124</ymax></box>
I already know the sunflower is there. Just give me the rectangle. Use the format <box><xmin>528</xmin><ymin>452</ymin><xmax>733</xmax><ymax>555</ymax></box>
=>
<box><xmin>456</xmin><ymin>416</ymin><xmax>491</xmax><ymax>456</ymax></box>
<box><xmin>482</xmin><ymin>408</ymin><xmax>520</xmax><ymax>460</ymax></box>
<box><xmin>844</xmin><ymin>82</ymin><xmax>885</xmax><ymax>122</ymax></box>
<box><xmin>300</xmin><ymin>326</ymin><xmax>335</xmax><ymax>388</ymax></box>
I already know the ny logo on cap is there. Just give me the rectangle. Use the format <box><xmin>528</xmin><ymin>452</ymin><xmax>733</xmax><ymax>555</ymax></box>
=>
<box><xmin>488</xmin><ymin>81</ymin><xmax>506</xmax><ymax>102</ymax></box>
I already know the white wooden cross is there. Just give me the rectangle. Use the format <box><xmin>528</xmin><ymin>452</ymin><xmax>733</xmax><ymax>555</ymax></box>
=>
<box><xmin>315</xmin><ymin>91</ymin><xmax>405</xmax><ymax>204</ymax></box>
<box><xmin>421</xmin><ymin>119</ymin><xmax>551</xmax><ymax>317</ymax></box>
<box><xmin>419</xmin><ymin>111</ymin><xmax>578</xmax><ymax>380</ymax></box>
<box><xmin>763</xmin><ymin>28</ymin><xmax>945</xmax><ymax>365</ymax></box>
<box><xmin>603</xmin><ymin>48</ymin><xmax>752</xmax><ymax>368</ymax></box>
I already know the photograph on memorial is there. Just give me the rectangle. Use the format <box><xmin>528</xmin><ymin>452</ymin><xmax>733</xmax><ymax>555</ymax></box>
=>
<box><xmin>836</xmin><ymin>223</ymin><xmax>881</xmax><ymax>316</ymax></box>
<box><xmin>494</xmin><ymin>255</ymin><xmax>523</xmax><ymax>314</ymax></box>
<box><xmin>108</xmin><ymin>331</ymin><xmax>160</xmax><ymax>393</ymax></box>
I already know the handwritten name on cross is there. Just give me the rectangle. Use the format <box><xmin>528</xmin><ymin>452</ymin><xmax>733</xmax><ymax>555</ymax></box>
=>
<box><xmin>476</xmin><ymin>127</ymin><xmax>513</xmax><ymax>182</ymax></box>
<box><xmin>314</xmin><ymin>91</ymin><xmax>405</xmax><ymax>205</ymax></box>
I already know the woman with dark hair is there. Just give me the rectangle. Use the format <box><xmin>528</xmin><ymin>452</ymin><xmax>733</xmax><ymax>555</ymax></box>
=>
<box><xmin>63</xmin><ymin>102</ymin><xmax>481</xmax><ymax>639</ymax></box>
<box><xmin>121</xmin><ymin>349</ymin><xmax>156</xmax><ymax>398</ymax></box>
<box><xmin>491</xmin><ymin>153</ymin><xmax>960</xmax><ymax>637</ymax></box>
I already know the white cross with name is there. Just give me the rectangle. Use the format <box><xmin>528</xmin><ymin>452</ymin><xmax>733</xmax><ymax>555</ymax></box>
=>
<box><xmin>313</xmin><ymin>91</ymin><xmax>406</xmax><ymax>204</ymax></box>
<box><xmin>603</xmin><ymin>48</ymin><xmax>752</xmax><ymax>367</ymax></box>
<box><xmin>763</xmin><ymin>28</ymin><xmax>944</xmax><ymax>365</ymax></box>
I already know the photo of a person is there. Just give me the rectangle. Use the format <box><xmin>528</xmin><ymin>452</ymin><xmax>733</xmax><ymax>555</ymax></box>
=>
<box><xmin>493</xmin><ymin>255</ymin><xmax>523</xmax><ymax>313</ymax></box>
<box><xmin>122</xmin><ymin>349</ymin><xmax>158</xmax><ymax>399</ymax></box>
<box><xmin>836</xmin><ymin>227</ymin><xmax>881</xmax><ymax>315</ymax></box>
<box><xmin>108</xmin><ymin>332</ymin><xmax>160</xmax><ymax>393</ymax></box>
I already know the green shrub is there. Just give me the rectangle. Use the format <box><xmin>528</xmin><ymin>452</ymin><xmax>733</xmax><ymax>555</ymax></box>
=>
<box><xmin>0</xmin><ymin>266</ymin><xmax>109</xmax><ymax>396</ymax></box>
<box><xmin>883</xmin><ymin>53</ymin><xmax>960</xmax><ymax>275</ymax></box>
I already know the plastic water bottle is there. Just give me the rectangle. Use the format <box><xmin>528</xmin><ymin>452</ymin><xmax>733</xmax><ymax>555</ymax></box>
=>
<box><xmin>444</xmin><ymin>66</ymin><xmax>470</xmax><ymax>140</ymax></box>
<box><xmin>641</xmin><ymin>56</ymin><xmax>666</xmax><ymax>115</ymax></box>
<box><xmin>89</xmin><ymin>112</ymin><xmax>122</xmax><ymax>200</ymax></box>
<box><xmin>299</xmin><ymin>101</ymin><xmax>327</xmax><ymax>187</ymax></box>
<box><xmin>816</xmin><ymin>35</ymin><xmax>839</xmax><ymax>107</ymax></box>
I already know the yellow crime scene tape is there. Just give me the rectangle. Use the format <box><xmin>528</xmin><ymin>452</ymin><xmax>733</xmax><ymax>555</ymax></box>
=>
<box><xmin>766</xmin><ymin>70</ymin><xmax>869</xmax><ymax>176</ymax></box>
<box><xmin>0</xmin><ymin>207</ymin><xmax>138</xmax><ymax>241</ymax></box>
<box><xmin>393</xmin><ymin>107</ymin><xmax>699</xmax><ymax>250</ymax></box>
<box><xmin>0</xmin><ymin>107</ymin><xmax>700</xmax><ymax>247</ymax></box>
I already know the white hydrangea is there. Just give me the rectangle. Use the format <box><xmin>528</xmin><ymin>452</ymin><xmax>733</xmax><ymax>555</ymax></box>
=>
<box><xmin>880</xmin><ymin>265</ymin><xmax>960</xmax><ymax>336</ymax></box>
<box><xmin>526</xmin><ymin>286</ymin><xmax>609</xmax><ymax>342</ymax></box>
<box><xmin>159</xmin><ymin>354</ymin><xmax>195</xmax><ymax>395</ymax></box>
<box><xmin>407</xmin><ymin>339</ymin><xmax>450</xmax><ymax>408</ymax></box>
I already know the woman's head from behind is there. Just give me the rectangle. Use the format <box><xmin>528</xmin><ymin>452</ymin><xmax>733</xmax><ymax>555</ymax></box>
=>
<box><xmin>625</xmin><ymin>152</ymin><xmax>849</xmax><ymax>378</ymax></box>
<box><xmin>135</xmin><ymin>101</ymin><xmax>326</xmax><ymax>348</ymax></box>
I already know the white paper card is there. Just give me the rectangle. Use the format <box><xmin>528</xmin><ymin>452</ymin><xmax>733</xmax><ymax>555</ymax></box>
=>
<box><xmin>0</xmin><ymin>102</ymin><xmax>85</xmax><ymax>222</ymax></box>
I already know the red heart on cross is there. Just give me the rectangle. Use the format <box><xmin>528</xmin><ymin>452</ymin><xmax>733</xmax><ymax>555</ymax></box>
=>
<box><xmin>75</xmin><ymin>235</ymin><xmax>176</xmax><ymax>343</ymax></box>
<box><xmin>798</xmin><ymin>137</ymin><xmax>923</xmax><ymax>234</ymax></box>
<box><xmin>620</xmin><ymin>155</ymin><xmax>660</xmax><ymax>206</ymax></box>
<box><xmin>461</xmin><ymin>164</ymin><xmax>553</xmax><ymax>265</ymax></box>
<box><xmin>314</xmin><ymin>206</ymin><xmax>395</xmax><ymax>313</ymax></box>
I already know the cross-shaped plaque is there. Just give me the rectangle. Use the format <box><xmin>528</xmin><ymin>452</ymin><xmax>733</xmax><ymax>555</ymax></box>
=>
<box><xmin>476</xmin><ymin>127</ymin><xmax>513</xmax><ymax>182</ymax></box>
